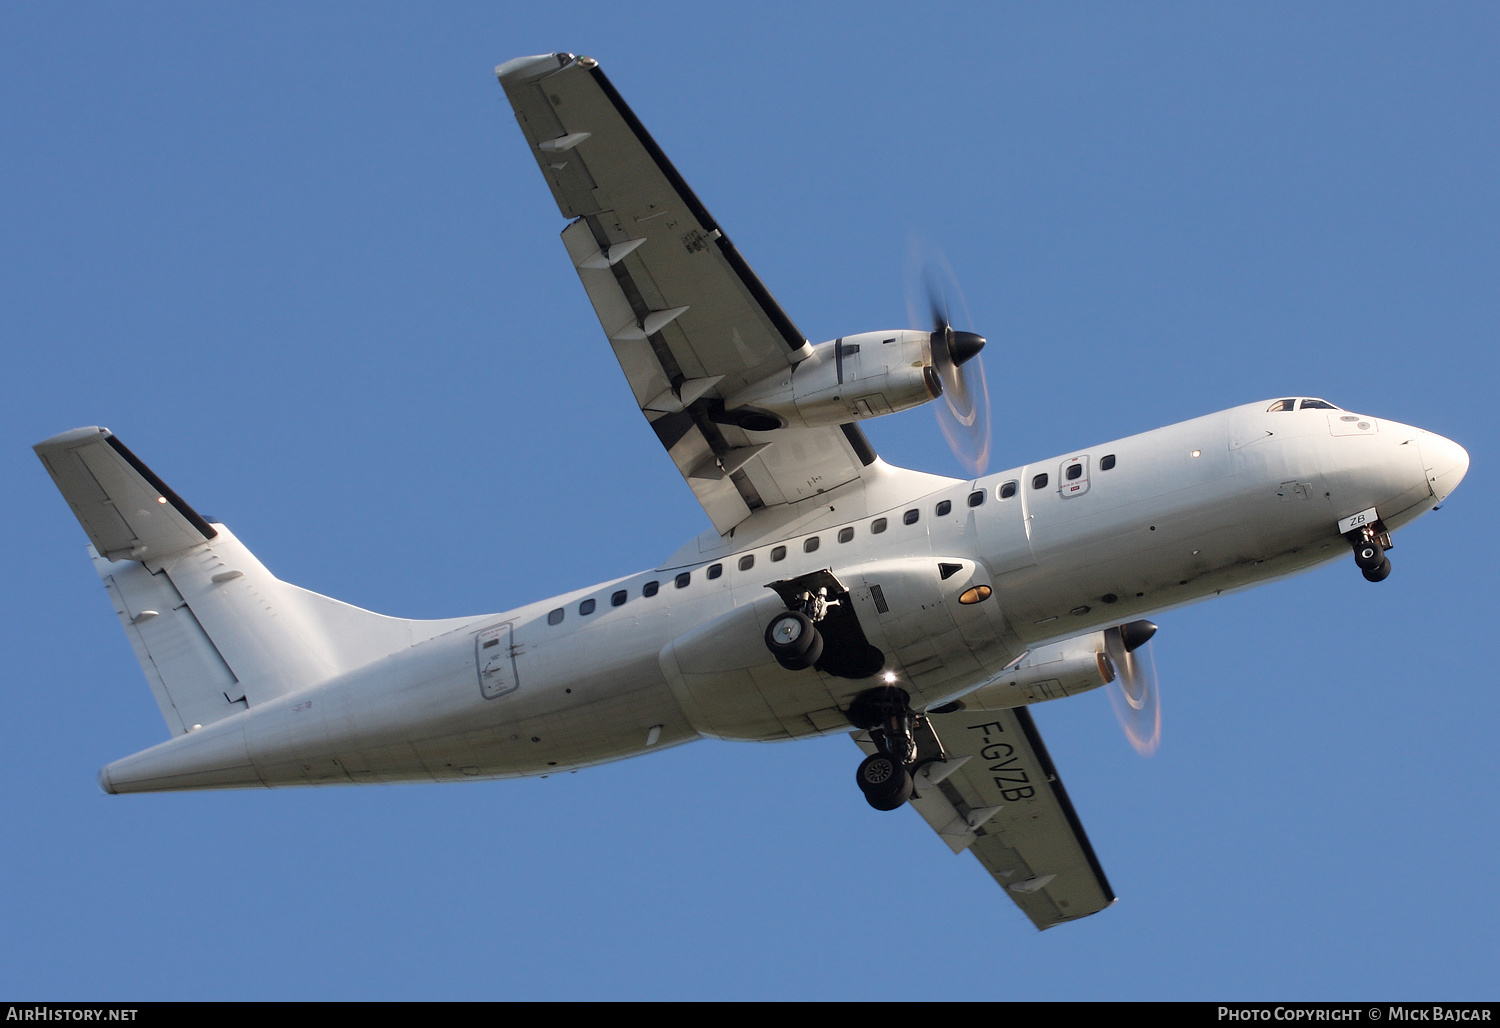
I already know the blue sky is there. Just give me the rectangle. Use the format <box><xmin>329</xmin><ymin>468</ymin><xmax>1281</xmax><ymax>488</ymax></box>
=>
<box><xmin>3</xmin><ymin>2</ymin><xmax>1496</xmax><ymax>1000</ymax></box>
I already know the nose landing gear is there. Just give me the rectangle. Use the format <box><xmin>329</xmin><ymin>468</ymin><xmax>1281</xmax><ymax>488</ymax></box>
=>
<box><xmin>1346</xmin><ymin>519</ymin><xmax>1394</xmax><ymax>583</ymax></box>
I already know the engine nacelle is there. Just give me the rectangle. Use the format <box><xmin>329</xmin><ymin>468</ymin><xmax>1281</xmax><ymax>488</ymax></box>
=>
<box><xmin>723</xmin><ymin>330</ymin><xmax>938</xmax><ymax>430</ymax></box>
<box><xmin>962</xmin><ymin>633</ymin><xmax>1115</xmax><ymax>709</ymax></box>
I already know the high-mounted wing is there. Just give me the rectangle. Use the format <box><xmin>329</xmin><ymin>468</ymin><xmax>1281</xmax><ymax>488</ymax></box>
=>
<box><xmin>857</xmin><ymin>706</ymin><xmax>1115</xmax><ymax>929</ymax></box>
<box><xmin>496</xmin><ymin>53</ymin><xmax>879</xmax><ymax>536</ymax></box>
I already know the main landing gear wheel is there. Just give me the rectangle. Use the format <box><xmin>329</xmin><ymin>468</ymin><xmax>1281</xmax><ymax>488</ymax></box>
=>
<box><xmin>1354</xmin><ymin>540</ymin><xmax>1385</xmax><ymax>571</ymax></box>
<box><xmin>765</xmin><ymin>610</ymin><xmax>824</xmax><ymax>670</ymax></box>
<box><xmin>856</xmin><ymin>752</ymin><xmax>914</xmax><ymax>811</ymax></box>
<box><xmin>1362</xmin><ymin>557</ymin><xmax>1392</xmax><ymax>583</ymax></box>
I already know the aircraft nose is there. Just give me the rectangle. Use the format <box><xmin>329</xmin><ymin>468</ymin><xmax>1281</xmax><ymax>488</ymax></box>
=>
<box><xmin>1422</xmin><ymin>432</ymin><xmax>1470</xmax><ymax>502</ymax></box>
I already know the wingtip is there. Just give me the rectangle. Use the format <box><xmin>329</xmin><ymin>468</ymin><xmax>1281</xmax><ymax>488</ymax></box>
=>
<box><xmin>494</xmin><ymin>53</ymin><xmax>574</xmax><ymax>83</ymax></box>
<box><xmin>34</xmin><ymin>425</ymin><xmax>110</xmax><ymax>453</ymax></box>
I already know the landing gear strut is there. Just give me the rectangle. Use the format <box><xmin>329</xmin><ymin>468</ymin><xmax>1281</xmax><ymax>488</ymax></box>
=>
<box><xmin>847</xmin><ymin>686</ymin><xmax>944</xmax><ymax>811</ymax></box>
<box><xmin>1347</xmin><ymin>522</ymin><xmax>1394</xmax><ymax>583</ymax></box>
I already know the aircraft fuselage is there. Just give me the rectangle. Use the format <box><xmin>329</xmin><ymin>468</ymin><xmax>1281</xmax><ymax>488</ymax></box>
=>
<box><xmin>97</xmin><ymin>399</ymin><xmax>1466</xmax><ymax>793</ymax></box>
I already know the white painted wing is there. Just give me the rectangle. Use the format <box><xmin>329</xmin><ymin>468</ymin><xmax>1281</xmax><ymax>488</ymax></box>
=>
<box><xmin>858</xmin><ymin>706</ymin><xmax>1115</xmax><ymax>929</ymax></box>
<box><xmin>496</xmin><ymin>53</ymin><xmax>878</xmax><ymax>536</ymax></box>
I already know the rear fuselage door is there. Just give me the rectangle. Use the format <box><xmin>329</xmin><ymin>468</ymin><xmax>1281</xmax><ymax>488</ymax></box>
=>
<box><xmin>476</xmin><ymin>623</ymin><xmax>519</xmax><ymax>699</ymax></box>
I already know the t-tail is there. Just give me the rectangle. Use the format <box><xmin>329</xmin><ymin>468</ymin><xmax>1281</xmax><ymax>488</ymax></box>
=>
<box><xmin>34</xmin><ymin>427</ymin><xmax>474</xmax><ymax>791</ymax></box>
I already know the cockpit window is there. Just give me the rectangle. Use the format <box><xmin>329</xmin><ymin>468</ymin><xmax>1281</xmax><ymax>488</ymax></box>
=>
<box><xmin>1269</xmin><ymin>397</ymin><xmax>1342</xmax><ymax>412</ymax></box>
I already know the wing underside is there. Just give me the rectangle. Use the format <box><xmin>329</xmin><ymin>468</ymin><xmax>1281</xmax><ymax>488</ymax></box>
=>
<box><xmin>858</xmin><ymin>706</ymin><xmax>1115</xmax><ymax>929</ymax></box>
<box><xmin>497</xmin><ymin>53</ymin><xmax>877</xmax><ymax>535</ymax></box>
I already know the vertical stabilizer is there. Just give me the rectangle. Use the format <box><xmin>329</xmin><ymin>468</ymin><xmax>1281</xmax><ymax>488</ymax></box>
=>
<box><xmin>39</xmin><ymin>429</ymin><xmax>478</xmax><ymax>737</ymax></box>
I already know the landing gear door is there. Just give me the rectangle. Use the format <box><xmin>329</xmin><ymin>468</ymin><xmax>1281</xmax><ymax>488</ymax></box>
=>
<box><xmin>476</xmin><ymin>623</ymin><xmax>518</xmax><ymax>700</ymax></box>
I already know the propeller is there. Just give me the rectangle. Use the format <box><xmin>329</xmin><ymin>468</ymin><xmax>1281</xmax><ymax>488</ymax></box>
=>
<box><xmin>1103</xmin><ymin>620</ymin><xmax>1161</xmax><ymax>756</ymax></box>
<box><xmin>906</xmin><ymin>252</ymin><xmax>992</xmax><ymax>476</ymax></box>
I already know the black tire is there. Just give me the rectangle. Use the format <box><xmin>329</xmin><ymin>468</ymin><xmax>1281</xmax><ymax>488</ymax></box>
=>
<box><xmin>775</xmin><ymin>628</ymin><xmax>824</xmax><ymax>671</ymax></box>
<box><xmin>765</xmin><ymin>611</ymin><xmax>816</xmax><ymax>662</ymax></box>
<box><xmin>856</xmin><ymin>752</ymin><xmax>913</xmax><ymax>810</ymax></box>
<box><xmin>866</xmin><ymin>787</ymin><xmax>913</xmax><ymax>811</ymax></box>
<box><xmin>1354</xmin><ymin>540</ymin><xmax>1385</xmax><ymax>571</ymax></box>
<box><xmin>1362</xmin><ymin>557</ymin><xmax>1392</xmax><ymax>583</ymax></box>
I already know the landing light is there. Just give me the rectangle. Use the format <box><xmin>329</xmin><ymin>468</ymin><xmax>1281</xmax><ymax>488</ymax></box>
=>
<box><xmin>1190</xmin><ymin>450</ymin><xmax>1201</xmax><ymax>458</ymax></box>
<box><xmin>883</xmin><ymin>671</ymin><xmax>898</xmax><ymax>684</ymax></box>
<box><xmin>959</xmin><ymin>585</ymin><xmax>992</xmax><ymax>605</ymax></box>
<box><xmin>156</xmin><ymin>496</ymin><xmax>167</xmax><ymax>503</ymax></box>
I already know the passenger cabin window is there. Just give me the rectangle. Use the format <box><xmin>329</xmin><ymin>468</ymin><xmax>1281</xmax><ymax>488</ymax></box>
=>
<box><xmin>1100</xmin><ymin>454</ymin><xmax>1116</xmax><ymax>471</ymax></box>
<box><xmin>804</xmin><ymin>537</ymin><xmax>820</xmax><ymax>553</ymax></box>
<box><xmin>579</xmin><ymin>598</ymin><xmax>595</xmax><ymax>615</ymax></box>
<box><xmin>936</xmin><ymin>499</ymin><xmax>952</xmax><ymax>516</ymax></box>
<box><xmin>547</xmin><ymin>608</ymin><xmax>564</xmax><ymax>626</ymax></box>
<box><xmin>903</xmin><ymin>509</ymin><xmax>920</xmax><ymax>525</ymax></box>
<box><xmin>675</xmin><ymin>572</ymin><xmax>691</xmax><ymax>589</ymax></box>
<box><xmin>1267</xmin><ymin>399</ymin><xmax>1297</xmax><ymax>412</ymax></box>
<box><xmin>1032</xmin><ymin>473</ymin><xmax>1049</xmax><ymax>490</ymax></box>
<box><xmin>968</xmin><ymin>490</ymin><xmax>985</xmax><ymax>507</ymax></box>
<box><xmin>707</xmin><ymin>563</ymin><xmax>722</xmax><ymax>580</ymax></box>
<box><xmin>771</xmin><ymin>545</ymin><xmax>787</xmax><ymax>562</ymax></box>
<box><xmin>738</xmin><ymin>555</ymin><xmax>755</xmax><ymax>571</ymax></box>
<box><xmin>611</xmin><ymin>590</ymin><xmax>627</xmax><ymax>607</ymax></box>
<box><xmin>1060</xmin><ymin>457</ymin><xmax>1090</xmax><ymax>497</ymax></box>
<box><xmin>999</xmin><ymin>481</ymin><xmax>1018</xmax><ymax>499</ymax></box>
<box><xmin>837</xmin><ymin>527</ymin><xmax>854</xmax><ymax>543</ymax></box>
<box><xmin>871</xmin><ymin>518</ymin><xmax>887</xmax><ymax>534</ymax></box>
<box><xmin>643</xmin><ymin>580</ymin><xmax>659</xmax><ymax>597</ymax></box>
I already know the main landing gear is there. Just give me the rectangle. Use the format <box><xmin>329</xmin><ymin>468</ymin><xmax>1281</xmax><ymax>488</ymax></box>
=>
<box><xmin>847</xmin><ymin>686</ymin><xmax>945</xmax><ymax>811</ymax></box>
<box><xmin>1348</xmin><ymin>523</ymin><xmax>1393</xmax><ymax>583</ymax></box>
<box><xmin>764</xmin><ymin>588</ymin><xmax>835</xmax><ymax>670</ymax></box>
<box><xmin>763</xmin><ymin>570</ymin><xmax>886</xmax><ymax>679</ymax></box>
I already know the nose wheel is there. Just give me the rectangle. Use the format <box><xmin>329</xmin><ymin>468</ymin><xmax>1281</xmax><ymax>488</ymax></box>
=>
<box><xmin>1354</xmin><ymin>540</ymin><xmax>1384</xmax><ymax>571</ymax></box>
<box><xmin>1348</xmin><ymin>522</ymin><xmax>1394</xmax><ymax>584</ymax></box>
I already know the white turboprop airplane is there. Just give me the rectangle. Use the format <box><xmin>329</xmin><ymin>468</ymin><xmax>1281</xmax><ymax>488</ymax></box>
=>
<box><xmin>35</xmin><ymin>53</ymin><xmax>1469</xmax><ymax>930</ymax></box>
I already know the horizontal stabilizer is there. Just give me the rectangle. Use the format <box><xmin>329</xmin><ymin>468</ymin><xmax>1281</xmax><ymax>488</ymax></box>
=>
<box><xmin>35</xmin><ymin>427</ymin><xmax>215</xmax><ymax>562</ymax></box>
